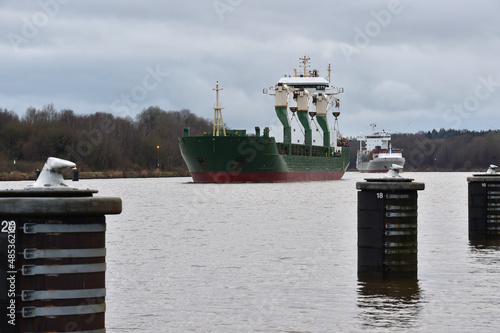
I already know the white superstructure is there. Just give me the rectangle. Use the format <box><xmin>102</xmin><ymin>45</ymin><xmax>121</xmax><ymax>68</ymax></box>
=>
<box><xmin>265</xmin><ymin>55</ymin><xmax>344</xmax><ymax>149</ymax></box>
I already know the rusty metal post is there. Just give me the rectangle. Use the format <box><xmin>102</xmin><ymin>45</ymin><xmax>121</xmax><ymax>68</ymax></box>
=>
<box><xmin>0</xmin><ymin>158</ymin><xmax>121</xmax><ymax>333</ymax></box>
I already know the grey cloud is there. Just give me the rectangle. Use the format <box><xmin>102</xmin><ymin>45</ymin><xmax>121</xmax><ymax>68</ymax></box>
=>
<box><xmin>0</xmin><ymin>0</ymin><xmax>498</xmax><ymax>135</ymax></box>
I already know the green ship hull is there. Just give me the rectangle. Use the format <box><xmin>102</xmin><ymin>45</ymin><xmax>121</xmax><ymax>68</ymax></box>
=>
<box><xmin>178</xmin><ymin>130</ymin><xmax>350</xmax><ymax>183</ymax></box>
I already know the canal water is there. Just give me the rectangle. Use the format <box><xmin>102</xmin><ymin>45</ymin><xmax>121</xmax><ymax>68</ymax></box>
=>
<box><xmin>3</xmin><ymin>172</ymin><xmax>500</xmax><ymax>332</ymax></box>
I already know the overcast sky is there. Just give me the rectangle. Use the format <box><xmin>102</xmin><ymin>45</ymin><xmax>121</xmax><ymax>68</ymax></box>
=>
<box><xmin>1</xmin><ymin>0</ymin><xmax>499</xmax><ymax>136</ymax></box>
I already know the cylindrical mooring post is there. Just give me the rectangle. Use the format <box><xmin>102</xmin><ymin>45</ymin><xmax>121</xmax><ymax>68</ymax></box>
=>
<box><xmin>72</xmin><ymin>168</ymin><xmax>79</xmax><ymax>182</ymax></box>
<box><xmin>468</xmin><ymin>165</ymin><xmax>500</xmax><ymax>240</ymax></box>
<box><xmin>0</xmin><ymin>158</ymin><xmax>121</xmax><ymax>333</ymax></box>
<box><xmin>357</xmin><ymin>174</ymin><xmax>424</xmax><ymax>279</ymax></box>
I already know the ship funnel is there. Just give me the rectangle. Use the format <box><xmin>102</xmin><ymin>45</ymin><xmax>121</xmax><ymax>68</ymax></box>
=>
<box><xmin>487</xmin><ymin>164</ymin><xmax>498</xmax><ymax>174</ymax></box>
<box><xmin>385</xmin><ymin>164</ymin><xmax>403</xmax><ymax>179</ymax></box>
<box><xmin>29</xmin><ymin>157</ymin><xmax>76</xmax><ymax>188</ymax></box>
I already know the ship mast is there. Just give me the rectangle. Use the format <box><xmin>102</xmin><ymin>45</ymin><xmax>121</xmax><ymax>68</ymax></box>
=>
<box><xmin>212</xmin><ymin>81</ymin><xmax>226</xmax><ymax>137</ymax></box>
<box><xmin>300</xmin><ymin>54</ymin><xmax>310</xmax><ymax>77</ymax></box>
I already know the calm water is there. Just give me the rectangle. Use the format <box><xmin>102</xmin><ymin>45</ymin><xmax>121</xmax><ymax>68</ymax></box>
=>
<box><xmin>3</xmin><ymin>172</ymin><xmax>500</xmax><ymax>332</ymax></box>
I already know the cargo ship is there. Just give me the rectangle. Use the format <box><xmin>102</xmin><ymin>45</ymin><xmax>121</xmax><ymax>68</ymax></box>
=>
<box><xmin>356</xmin><ymin>123</ymin><xmax>405</xmax><ymax>173</ymax></box>
<box><xmin>178</xmin><ymin>56</ymin><xmax>350</xmax><ymax>183</ymax></box>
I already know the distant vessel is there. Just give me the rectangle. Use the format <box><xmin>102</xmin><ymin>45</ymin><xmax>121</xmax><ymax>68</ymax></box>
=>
<box><xmin>178</xmin><ymin>55</ymin><xmax>350</xmax><ymax>182</ymax></box>
<box><xmin>356</xmin><ymin>124</ymin><xmax>405</xmax><ymax>173</ymax></box>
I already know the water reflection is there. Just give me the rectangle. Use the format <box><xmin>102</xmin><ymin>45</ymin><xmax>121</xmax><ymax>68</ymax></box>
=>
<box><xmin>357</xmin><ymin>279</ymin><xmax>422</xmax><ymax>331</ymax></box>
<box><xmin>469</xmin><ymin>239</ymin><xmax>500</xmax><ymax>268</ymax></box>
<box><xmin>469</xmin><ymin>238</ymin><xmax>500</xmax><ymax>250</ymax></box>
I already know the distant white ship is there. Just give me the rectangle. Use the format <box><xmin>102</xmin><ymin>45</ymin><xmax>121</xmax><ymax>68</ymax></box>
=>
<box><xmin>356</xmin><ymin>124</ymin><xmax>405</xmax><ymax>173</ymax></box>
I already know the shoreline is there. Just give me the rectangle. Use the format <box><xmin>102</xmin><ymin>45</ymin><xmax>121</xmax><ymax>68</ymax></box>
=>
<box><xmin>0</xmin><ymin>170</ymin><xmax>190</xmax><ymax>182</ymax></box>
<box><xmin>1</xmin><ymin>168</ymin><xmax>485</xmax><ymax>182</ymax></box>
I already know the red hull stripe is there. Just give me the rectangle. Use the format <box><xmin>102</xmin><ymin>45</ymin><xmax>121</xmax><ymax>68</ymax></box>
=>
<box><xmin>190</xmin><ymin>171</ymin><xmax>345</xmax><ymax>183</ymax></box>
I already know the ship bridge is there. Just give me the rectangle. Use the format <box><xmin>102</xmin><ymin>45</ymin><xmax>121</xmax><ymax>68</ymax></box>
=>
<box><xmin>277</xmin><ymin>77</ymin><xmax>343</xmax><ymax>94</ymax></box>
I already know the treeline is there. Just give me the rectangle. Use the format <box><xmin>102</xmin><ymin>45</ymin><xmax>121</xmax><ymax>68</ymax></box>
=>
<box><xmin>348</xmin><ymin>128</ymin><xmax>500</xmax><ymax>171</ymax></box>
<box><xmin>0</xmin><ymin>104</ymin><xmax>212</xmax><ymax>175</ymax></box>
<box><xmin>1</xmin><ymin>104</ymin><xmax>498</xmax><ymax>176</ymax></box>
